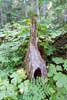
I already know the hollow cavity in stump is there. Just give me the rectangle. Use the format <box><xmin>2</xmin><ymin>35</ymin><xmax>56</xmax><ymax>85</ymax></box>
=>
<box><xmin>34</xmin><ymin>68</ymin><xmax>41</xmax><ymax>79</ymax></box>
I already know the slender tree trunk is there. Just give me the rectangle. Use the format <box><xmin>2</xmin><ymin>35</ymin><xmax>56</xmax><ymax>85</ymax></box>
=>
<box><xmin>36</xmin><ymin>0</ymin><xmax>40</xmax><ymax>17</ymax></box>
<box><xmin>0</xmin><ymin>8</ymin><xmax>4</xmax><ymax>27</ymax></box>
<box><xmin>24</xmin><ymin>0</ymin><xmax>27</xmax><ymax>17</ymax></box>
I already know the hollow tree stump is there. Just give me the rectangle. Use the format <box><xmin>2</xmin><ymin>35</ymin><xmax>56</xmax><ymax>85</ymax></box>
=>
<box><xmin>24</xmin><ymin>16</ymin><xmax>47</xmax><ymax>79</ymax></box>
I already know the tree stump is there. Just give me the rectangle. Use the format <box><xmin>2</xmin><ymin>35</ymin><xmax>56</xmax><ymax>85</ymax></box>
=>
<box><xmin>24</xmin><ymin>16</ymin><xmax>47</xmax><ymax>79</ymax></box>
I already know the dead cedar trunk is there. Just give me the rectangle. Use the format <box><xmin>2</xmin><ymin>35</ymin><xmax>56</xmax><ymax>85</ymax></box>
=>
<box><xmin>24</xmin><ymin>16</ymin><xmax>47</xmax><ymax>79</ymax></box>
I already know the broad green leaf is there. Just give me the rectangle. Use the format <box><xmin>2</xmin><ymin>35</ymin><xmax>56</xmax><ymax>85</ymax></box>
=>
<box><xmin>52</xmin><ymin>57</ymin><xmax>64</xmax><ymax>64</ymax></box>
<box><xmin>53</xmin><ymin>73</ymin><xmax>67</xmax><ymax>89</ymax></box>
<box><xmin>56</xmin><ymin>65</ymin><xmax>62</xmax><ymax>71</ymax></box>
<box><xmin>48</xmin><ymin>64</ymin><xmax>56</xmax><ymax>77</ymax></box>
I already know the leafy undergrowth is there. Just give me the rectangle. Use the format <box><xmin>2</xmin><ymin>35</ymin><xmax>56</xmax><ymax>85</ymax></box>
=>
<box><xmin>0</xmin><ymin>62</ymin><xmax>67</xmax><ymax>100</ymax></box>
<box><xmin>0</xmin><ymin>22</ymin><xmax>67</xmax><ymax>100</ymax></box>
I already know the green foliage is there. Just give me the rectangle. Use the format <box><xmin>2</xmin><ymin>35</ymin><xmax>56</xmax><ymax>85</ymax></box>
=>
<box><xmin>63</xmin><ymin>59</ymin><xmax>67</xmax><ymax>70</ymax></box>
<box><xmin>54</xmin><ymin>72</ymin><xmax>67</xmax><ymax>89</ymax></box>
<box><xmin>0</xmin><ymin>42</ymin><xmax>22</xmax><ymax>68</ymax></box>
<box><xmin>0</xmin><ymin>1</ymin><xmax>67</xmax><ymax>99</ymax></box>
<box><xmin>0</xmin><ymin>79</ymin><xmax>17</xmax><ymax>100</ymax></box>
<box><xmin>0</xmin><ymin>58</ymin><xmax>67</xmax><ymax>100</ymax></box>
<box><xmin>52</xmin><ymin>57</ymin><xmax>64</xmax><ymax>64</ymax></box>
<box><xmin>10</xmin><ymin>69</ymin><xmax>26</xmax><ymax>85</ymax></box>
<box><xmin>19</xmin><ymin>78</ymin><xmax>47</xmax><ymax>100</ymax></box>
<box><xmin>47</xmin><ymin>57</ymin><xmax>67</xmax><ymax>100</ymax></box>
<box><xmin>0</xmin><ymin>23</ymin><xmax>29</xmax><ymax>69</ymax></box>
<box><xmin>48</xmin><ymin>64</ymin><xmax>56</xmax><ymax>77</ymax></box>
<box><xmin>0</xmin><ymin>68</ymin><xmax>26</xmax><ymax>100</ymax></box>
<box><xmin>0</xmin><ymin>21</ymin><xmax>67</xmax><ymax>100</ymax></box>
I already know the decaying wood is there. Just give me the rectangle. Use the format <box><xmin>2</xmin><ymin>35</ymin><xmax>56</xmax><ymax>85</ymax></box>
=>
<box><xmin>53</xmin><ymin>33</ymin><xmax>67</xmax><ymax>48</ymax></box>
<box><xmin>53</xmin><ymin>32</ymin><xmax>67</xmax><ymax>58</ymax></box>
<box><xmin>24</xmin><ymin>16</ymin><xmax>47</xmax><ymax>79</ymax></box>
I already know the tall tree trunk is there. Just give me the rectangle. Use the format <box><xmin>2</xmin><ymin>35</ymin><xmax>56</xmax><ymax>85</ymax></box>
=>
<box><xmin>36</xmin><ymin>0</ymin><xmax>40</xmax><ymax>17</ymax></box>
<box><xmin>0</xmin><ymin>8</ymin><xmax>4</xmax><ymax>27</ymax></box>
<box><xmin>24</xmin><ymin>0</ymin><xmax>28</xmax><ymax>17</ymax></box>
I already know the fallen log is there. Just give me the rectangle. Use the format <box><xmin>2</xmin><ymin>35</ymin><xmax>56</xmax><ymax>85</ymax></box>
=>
<box><xmin>24</xmin><ymin>16</ymin><xmax>47</xmax><ymax>79</ymax></box>
<box><xmin>53</xmin><ymin>32</ymin><xmax>67</xmax><ymax>48</ymax></box>
<box><xmin>53</xmin><ymin>32</ymin><xmax>67</xmax><ymax>58</ymax></box>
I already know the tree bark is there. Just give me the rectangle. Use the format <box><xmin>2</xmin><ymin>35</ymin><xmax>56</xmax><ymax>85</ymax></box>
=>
<box><xmin>24</xmin><ymin>16</ymin><xmax>47</xmax><ymax>79</ymax></box>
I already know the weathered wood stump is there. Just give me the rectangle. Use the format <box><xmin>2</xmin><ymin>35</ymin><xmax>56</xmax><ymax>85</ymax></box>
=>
<box><xmin>24</xmin><ymin>16</ymin><xmax>47</xmax><ymax>79</ymax></box>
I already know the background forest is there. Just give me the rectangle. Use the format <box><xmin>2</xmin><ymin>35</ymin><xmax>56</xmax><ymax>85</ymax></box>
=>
<box><xmin>0</xmin><ymin>0</ymin><xmax>67</xmax><ymax>100</ymax></box>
